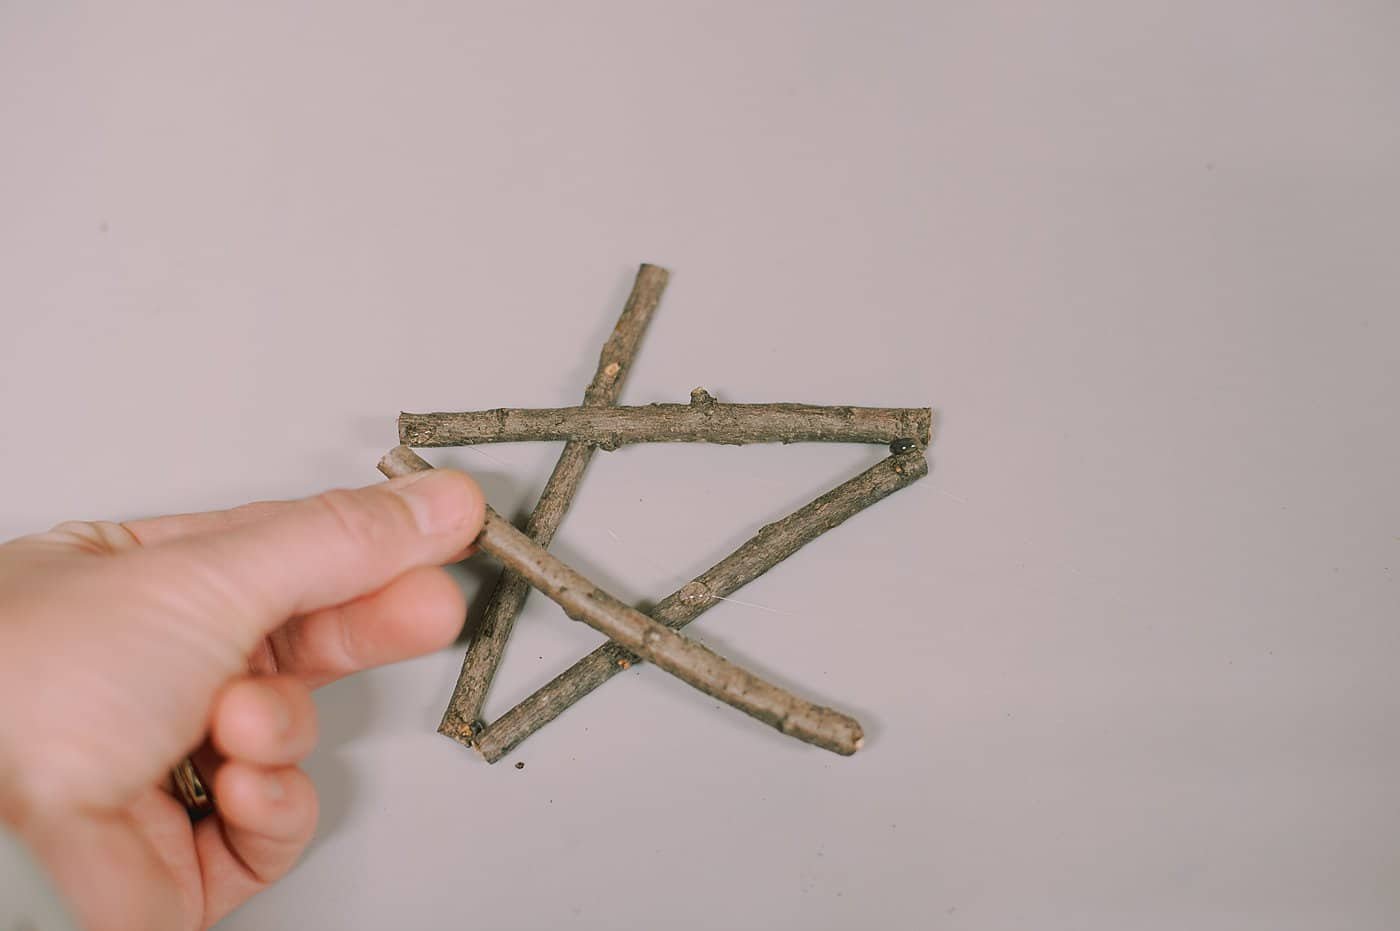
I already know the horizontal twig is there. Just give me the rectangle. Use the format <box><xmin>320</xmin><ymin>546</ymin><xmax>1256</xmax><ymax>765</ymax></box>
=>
<box><xmin>399</xmin><ymin>392</ymin><xmax>932</xmax><ymax>449</ymax></box>
<box><xmin>379</xmin><ymin>447</ymin><xmax>865</xmax><ymax>756</ymax></box>
<box><xmin>473</xmin><ymin>448</ymin><xmax>928</xmax><ymax>762</ymax></box>
<box><xmin>439</xmin><ymin>263</ymin><xmax>670</xmax><ymax>745</ymax></box>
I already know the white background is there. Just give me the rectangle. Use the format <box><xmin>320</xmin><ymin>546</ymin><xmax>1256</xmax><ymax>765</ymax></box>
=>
<box><xmin>2</xmin><ymin>2</ymin><xmax>1397</xmax><ymax>928</ymax></box>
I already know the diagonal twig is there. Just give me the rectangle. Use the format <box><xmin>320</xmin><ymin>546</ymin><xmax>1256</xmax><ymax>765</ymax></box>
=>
<box><xmin>400</xmin><ymin>394</ymin><xmax>932</xmax><ymax>449</ymax></box>
<box><xmin>380</xmin><ymin>447</ymin><xmax>867</xmax><ymax>756</ymax></box>
<box><xmin>472</xmin><ymin>448</ymin><xmax>928</xmax><ymax>762</ymax></box>
<box><xmin>438</xmin><ymin>263</ymin><xmax>670</xmax><ymax>744</ymax></box>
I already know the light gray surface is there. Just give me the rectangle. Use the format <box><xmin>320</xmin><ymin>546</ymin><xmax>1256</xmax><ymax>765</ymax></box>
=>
<box><xmin>2</xmin><ymin>2</ymin><xmax>1398</xmax><ymax>929</ymax></box>
<box><xmin>1</xmin><ymin>826</ymin><xmax>81</xmax><ymax>930</ymax></box>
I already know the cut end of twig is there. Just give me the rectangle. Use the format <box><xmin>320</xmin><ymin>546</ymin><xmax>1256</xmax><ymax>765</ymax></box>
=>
<box><xmin>893</xmin><ymin>450</ymin><xmax>930</xmax><ymax>483</ymax></box>
<box><xmin>780</xmin><ymin>707</ymin><xmax>865</xmax><ymax>756</ymax></box>
<box><xmin>921</xmin><ymin>407</ymin><xmax>936</xmax><ymax>445</ymax></box>
<box><xmin>437</xmin><ymin>715</ymin><xmax>478</xmax><ymax>749</ymax></box>
<box><xmin>831</xmin><ymin>724</ymin><xmax>865</xmax><ymax>757</ymax></box>
<box><xmin>397</xmin><ymin>413</ymin><xmax>433</xmax><ymax>447</ymax></box>
<box><xmin>378</xmin><ymin>445</ymin><xmax>432</xmax><ymax>479</ymax></box>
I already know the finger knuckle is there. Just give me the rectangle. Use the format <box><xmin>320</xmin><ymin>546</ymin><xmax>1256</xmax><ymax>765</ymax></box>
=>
<box><xmin>46</xmin><ymin>520</ymin><xmax>141</xmax><ymax>554</ymax></box>
<box><xmin>312</xmin><ymin>489</ymin><xmax>398</xmax><ymax>551</ymax></box>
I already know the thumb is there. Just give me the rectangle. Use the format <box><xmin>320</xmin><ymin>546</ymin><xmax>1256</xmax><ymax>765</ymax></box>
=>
<box><xmin>143</xmin><ymin>469</ymin><xmax>485</xmax><ymax>647</ymax></box>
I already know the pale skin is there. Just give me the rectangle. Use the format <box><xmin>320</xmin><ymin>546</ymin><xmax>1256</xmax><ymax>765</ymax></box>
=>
<box><xmin>0</xmin><ymin>468</ymin><xmax>486</xmax><ymax>931</ymax></box>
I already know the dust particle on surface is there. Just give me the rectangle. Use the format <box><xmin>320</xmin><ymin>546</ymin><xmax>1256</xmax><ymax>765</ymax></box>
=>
<box><xmin>515</xmin><ymin>761</ymin><xmax>525</xmax><ymax>770</ymax></box>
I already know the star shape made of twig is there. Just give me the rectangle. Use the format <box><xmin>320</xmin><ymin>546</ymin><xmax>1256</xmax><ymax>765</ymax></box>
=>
<box><xmin>380</xmin><ymin>265</ymin><xmax>930</xmax><ymax>761</ymax></box>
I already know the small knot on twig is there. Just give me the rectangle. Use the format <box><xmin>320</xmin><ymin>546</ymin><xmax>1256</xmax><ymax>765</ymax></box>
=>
<box><xmin>690</xmin><ymin>387</ymin><xmax>716</xmax><ymax>408</ymax></box>
<box><xmin>678</xmin><ymin>581</ymin><xmax>712</xmax><ymax>606</ymax></box>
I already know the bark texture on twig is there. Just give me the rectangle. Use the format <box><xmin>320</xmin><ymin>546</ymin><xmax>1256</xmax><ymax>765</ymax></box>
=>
<box><xmin>399</xmin><ymin>395</ymin><xmax>932</xmax><ymax>449</ymax></box>
<box><xmin>473</xmin><ymin>449</ymin><xmax>928</xmax><ymax>762</ymax></box>
<box><xmin>438</xmin><ymin>264</ymin><xmax>669</xmax><ymax>743</ymax></box>
<box><xmin>379</xmin><ymin>447</ymin><xmax>866</xmax><ymax>756</ymax></box>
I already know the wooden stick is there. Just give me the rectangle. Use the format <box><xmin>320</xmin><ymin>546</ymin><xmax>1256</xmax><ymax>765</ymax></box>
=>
<box><xmin>473</xmin><ymin>449</ymin><xmax>927</xmax><ymax>762</ymax></box>
<box><xmin>400</xmin><ymin>393</ymin><xmax>932</xmax><ymax>449</ymax></box>
<box><xmin>379</xmin><ymin>448</ymin><xmax>867</xmax><ymax>755</ymax></box>
<box><xmin>439</xmin><ymin>264</ymin><xmax>670</xmax><ymax>744</ymax></box>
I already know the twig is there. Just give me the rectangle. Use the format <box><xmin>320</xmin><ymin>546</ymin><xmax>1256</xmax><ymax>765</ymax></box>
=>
<box><xmin>438</xmin><ymin>264</ymin><xmax>670</xmax><ymax>744</ymax></box>
<box><xmin>473</xmin><ymin>448</ymin><xmax>928</xmax><ymax>762</ymax></box>
<box><xmin>379</xmin><ymin>447</ymin><xmax>867</xmax><ymax>756</ymax></box>
<box><xmin>399</xmin><ymin>393</ymin><xmax>932</xmax><ymax>449</ymax></box>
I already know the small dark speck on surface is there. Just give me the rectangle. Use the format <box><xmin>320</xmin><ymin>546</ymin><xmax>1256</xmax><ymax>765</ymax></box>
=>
<box><xmin>890</xmin><ymin>437</ymin><xmax>919</xmax><ymax>455</ymax></box>
<box><xmin>515</xmin><ymin>761</ymin><xmax>525</xmax><ymax>770</ymax></box>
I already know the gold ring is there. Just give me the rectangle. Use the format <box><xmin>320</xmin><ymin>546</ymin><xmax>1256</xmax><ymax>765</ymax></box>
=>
<box><xmin>171</xmin><ymin>756</ymin><xmax>215</xmax><ymax>819</ymax></box>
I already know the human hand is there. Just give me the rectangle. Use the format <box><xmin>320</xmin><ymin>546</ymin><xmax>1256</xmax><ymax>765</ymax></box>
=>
<box><xmin>0</xmin><ymin>469</ymin><xmax>485</xmax><ymax>930</ymax></box>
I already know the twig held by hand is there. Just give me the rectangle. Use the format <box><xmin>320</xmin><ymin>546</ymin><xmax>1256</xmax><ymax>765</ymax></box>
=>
<box><xmin>438</xmin><ymin>264</ymin><xmax>669</xmax><ymax>744</ymax></box>
<box><xmin>379</xmin><ymin>447</ymin><xmax>866</xmax><ymax>756</ymax></box>
<box><xmin>399</xmin><ymin>394</ymin><xmax>932</xmax><ymax>449</ymax></box>
<box><xmin>472</xmin><ymin>449</ymin><xmax>928</xmax><ymax>762</ymax></box>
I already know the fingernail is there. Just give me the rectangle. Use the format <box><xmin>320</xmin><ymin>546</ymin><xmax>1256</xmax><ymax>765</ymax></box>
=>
<box><xmin>388</xmin><ymin>469</ymin><xmax>480</xmax><ymax>536</ymax></box>
<box><xmin>262</xmin><ymin>771</ymin><xmax>286</xmax><ymax>802</ymax></box>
